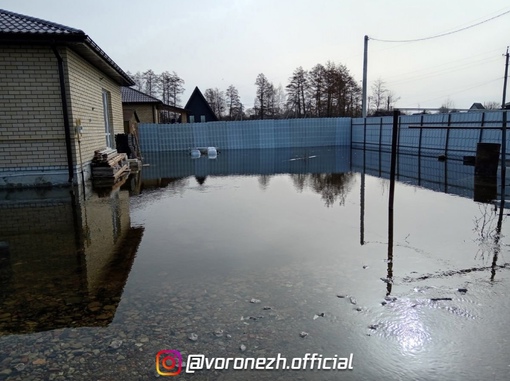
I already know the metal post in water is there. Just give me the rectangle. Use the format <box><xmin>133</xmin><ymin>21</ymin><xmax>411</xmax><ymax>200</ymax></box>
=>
<box><xmin>360</xmin><ymin>147</ymin><xmax>366</xmax><ymax>246</ymax></box>
<box><xmin>386</xmin><ymin>110</ymin><xmax>399</xmax><ymax>295</ymax></box>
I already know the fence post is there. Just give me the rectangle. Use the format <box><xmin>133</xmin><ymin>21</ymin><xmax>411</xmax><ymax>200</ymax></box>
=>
<box><xmin>418</xmin><ymin>114</ymin><xmax>423</xmax><ymax>186</ymax></box>
<box><xmin>363</xmin><ymin>117</ymin><xmax>367</xmax><ymax>151</ymax></box>
<box><xmin>478</xmin><ymin>112</ymin><xmax>485</xmax><ymax>143</ymax></box>
<box><xmin>501</xmin><ymin>110</ymin><xmax>507</xmax><ymax>205</ymax></box>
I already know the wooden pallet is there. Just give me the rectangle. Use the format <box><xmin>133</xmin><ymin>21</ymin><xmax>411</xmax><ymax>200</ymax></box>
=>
<box><xmin>91</xmin><ymin>149</ymin><xmax>130</xmax><ymax>180</ymax></box>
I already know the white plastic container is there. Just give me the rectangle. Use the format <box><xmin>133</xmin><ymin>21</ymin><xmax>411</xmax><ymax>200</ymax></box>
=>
<box><xmin>207</xmin><ymin>147</ymin><xmax>217</xmax><ymax>159</ymax></box>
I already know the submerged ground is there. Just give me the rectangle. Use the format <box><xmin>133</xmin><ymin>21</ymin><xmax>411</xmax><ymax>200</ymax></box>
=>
<box><xmin>0</xmin><ymin>147</ymin><xmax>509</xmax><ymax>380</ymax></box>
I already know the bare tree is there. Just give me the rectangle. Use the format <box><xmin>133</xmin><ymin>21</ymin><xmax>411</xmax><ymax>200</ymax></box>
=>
<box><xmin>273</xmin><ymin>84</ymin><xmax>287</xmax><ymax>118</ymax></box>
<box><xmin>225</xmin><ymin>85</ymin><xmax>243</xmax><ymax>120</ymax></box>
<box><xmin>204</xmin><ymin>88</ymin><xmax>226</xmax><ymax>119</ymax></box>
<box><xmin>386</xmin><ymin>90</ymin><xmax>400</xmax><ymax>111</ymax></box>
<box><xmin>439</xmin><ymin>98</ymin><xmax>456</xmax><ymax>113</ymax></box>
<box><xmin>127</xmin><ymin>71</ymin><xmax>144</xmax><ymax>91</ymax></box>
<box><xmin>254</xmin><ymin>73</ymin><xmax>273</xmax><ymax>119</ymax></box>
<box><xmin>159</xmin><ymin>71</ymin><xmax>172</xmax><ymax>104</ymax></box>
<box><xmin>484</xmin><ymin>101</ymin><xmax>501</xmax><ymax>110</ymax></box>
<box><xmin>308</xmin><ymin>64</ymin><xmax>326</xmax><ymax>117</ymax></box>
<box><xmin>286</xmin><ymin>66</ymin><xmax>309</xmax><ymax>118</ymax></box>
<box><xmin>167</xmin><ymin>72</ymin><xmax>185</xmax><ymax>107</ymax></box>
<box><xmin>370</xmin><ymin>78</ymin><xmax>388</xmax><ymax>113</ymax></box>
<box><xmin>143</xmin><ymin>69</ymin><xmax>158</xmax><ymax>97</ymax></box>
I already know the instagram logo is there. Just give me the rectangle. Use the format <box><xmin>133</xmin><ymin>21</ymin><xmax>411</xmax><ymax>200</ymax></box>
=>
<box><xmin>156</xmin><ymin>350</ymin><xmax>182</xmax><ymax>376</ymax></box>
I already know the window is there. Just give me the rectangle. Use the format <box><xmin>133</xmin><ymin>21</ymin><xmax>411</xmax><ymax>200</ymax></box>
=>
<box><xmin>102</xmin><ymin>90</ymin><xmax>114</xmax><ymax>148</ymax></box>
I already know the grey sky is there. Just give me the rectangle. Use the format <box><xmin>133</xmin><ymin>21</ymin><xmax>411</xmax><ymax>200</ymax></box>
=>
<box><xmin>3</xmin><ymin>0</ymin><xmax>510</xmax><ymax>110</ymax></box>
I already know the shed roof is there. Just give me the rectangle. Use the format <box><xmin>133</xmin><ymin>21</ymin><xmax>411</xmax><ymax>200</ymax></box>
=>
<box><xmin>121</xmin><ymin>87</ymin><xmax>161</xmax><ymax>104</ymax></box>
<box><xmin>0</xmin><ymin>9</ymin><xmax>134</xmax><ymax>86</ymax></box>
<box><xmin>122</xmin><ymin>86</ymin><xmax>189</xmax><ymax>114</ymax></box>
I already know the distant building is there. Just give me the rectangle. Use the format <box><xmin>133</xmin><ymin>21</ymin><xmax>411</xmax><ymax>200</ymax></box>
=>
<box><xmin>183</xmin><ymin>87</ymin><xmax>219</xmax><ymax>123</ymax></box>
<box><xmin>121</xmin><ymin>87</ymin><xmax>189</xmax><ymax>124</ymax></box>
<box><xmin>469</xmin><ymin>103</ymin><xmax>486</xmax><ymax>112</ymax></box>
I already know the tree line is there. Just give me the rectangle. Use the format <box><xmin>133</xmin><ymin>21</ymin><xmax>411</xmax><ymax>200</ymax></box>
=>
<box><xmin>127</xmin><ymin>61</ymin><xmax>405</xmax><ymax>121</ymax></box>
<box><xmin>127</xmin><ymin>70</ymin><xmax>185</xmax><ymax>108</ymax></box>
<box><xmin>204</xmin><ymin>61</ymin><xmax>367</xmax><ymax>120</ymax></box>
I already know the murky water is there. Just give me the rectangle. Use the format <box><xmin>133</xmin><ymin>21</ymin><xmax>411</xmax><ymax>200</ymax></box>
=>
<box><xmin>0</xmin><ymin>147</ymin><xmax>509</xmax><ymax>380</ymax></box>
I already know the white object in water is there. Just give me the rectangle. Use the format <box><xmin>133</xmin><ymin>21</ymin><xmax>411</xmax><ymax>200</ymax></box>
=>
<box><xmin>190</xmin><ymin>149</ymin><xmax>201</xmax><ymax>158</ymax></box>
<box><xmin>207</xmin><ymin>146</ymin><xmax>217</xmax><ymax>159</ymax></box>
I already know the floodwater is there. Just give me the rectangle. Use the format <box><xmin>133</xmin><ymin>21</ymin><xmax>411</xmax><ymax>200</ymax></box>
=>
<box><xmin>0</xmin><ymin>147</ymin><xmax>509</xmax><ymax>380</ymax></box>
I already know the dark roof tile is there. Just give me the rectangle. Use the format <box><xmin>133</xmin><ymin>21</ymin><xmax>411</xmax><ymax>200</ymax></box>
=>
<box><xmin>121</xmin><ymin>87</ymin><xmax>161</xmax><ymax>104</ymax></box>
<box><xmin>0</xmin><ymin>8</ymin><xmax>134</xmax><ymax>86</ymax></box>
<box><xmin>0</xmin><ymin>8</ymin><xmax>83</xmax><ymax>36</ymax></box>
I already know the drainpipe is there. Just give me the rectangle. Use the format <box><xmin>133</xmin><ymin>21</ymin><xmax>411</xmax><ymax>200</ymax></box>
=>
<box><xmin>52</xmin><ymin>45</ymin><xmax>74</xmax><ymax>184</ymax></box>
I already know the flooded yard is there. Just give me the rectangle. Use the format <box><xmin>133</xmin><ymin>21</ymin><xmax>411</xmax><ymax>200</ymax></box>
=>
<box><xmin>0</xmin><ymin>147</ymin><xmax>509</xmax><ymax>380</ymax></box>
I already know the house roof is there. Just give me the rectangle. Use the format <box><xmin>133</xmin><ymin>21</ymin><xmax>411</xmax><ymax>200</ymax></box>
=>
<box><xmin>469</xmin><ymin>102</ymin><xmax>485</xmax><ymax>110</ymax></box>
<box><xmin>184</xmin><ymin>86</ymin><xmax>219</xmax><ymax>121</ymax></box>
<box><xmin>121</xmin><ymin>87</ymin><xmax>161</xmax><ymax>104</ymax></box>
<box><xmin>0</xmin><ymin>9</ymin><xmax>134</xmax><ymax>86</ymax></box>
<box><xmin>122</xmin><ymin>86</ymin><xmax>189</xmax><ymax>114</ymax></box>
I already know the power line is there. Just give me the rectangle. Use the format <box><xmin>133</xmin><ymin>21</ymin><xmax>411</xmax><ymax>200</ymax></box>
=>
<box><xmin>401</xmin><ymin>77</ymin><xmax>503</xmax><ymax>107</ymax></box>
<box><xmin>380</xmin><ymin>47</ymin><xmax>502</xmax><ymax>81</ymax></box>
<box><xmin>370</xmin><ymin>8</ymin><xmax>510</xmax><ymax>43</ymax></box>
<box><xmin>386</xmin><ymin>56</ymin><xmax>502</xmax><ymax>86</ymax></box>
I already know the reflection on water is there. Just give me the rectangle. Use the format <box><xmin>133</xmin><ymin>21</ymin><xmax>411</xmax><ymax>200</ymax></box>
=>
<box><xmin>0</xmin><ymin>147</ymin><xmax>509</xmax><ymax>380</ymax></box>
<box><xmin>0</xmin><ymin>185</ymin><xmax>143</xmax><ymax>335</ymax></box>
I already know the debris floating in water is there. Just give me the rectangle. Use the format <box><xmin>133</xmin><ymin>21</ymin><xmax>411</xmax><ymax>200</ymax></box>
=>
<box><xmin>349</xmin><ymin>297</ymin><xmax>357</xmax><ymax>305</ymax></box>
<box><xmin>457</xmin><ymin>288</ymin><xmax>468</xmax><ymax>294</ymax></box>
<box><xmin>188</xmin><ymin>333</ymin><xmax>198</xmax><ymax>341</ymax></box>
<box><xmin>240</xmin><ymin>344</ymin><xmax>247</xmax><ymax>352</ymax></box>
<box><xmin>336</xmin><ymin>294</ymin><xmax>347</xmax><ymax>298</ymax></box>
<box><xmin>299</xmin><ymin>331</ymin><xmax>309</xmax><ymax>338</ymax></box>
<box><xmin>430</xmin><ymin>297</ymin><xmax>452</xmax><ymax>302</ymax></box>
<box><xmin>250</xmin><ymin>298</ymin><xmax>261</xmax><ymax>304</ymax></box>
<box><xmin>313</xmin><ymin>312</ymin><xmax>325</xmax><ymax>320</ymax></box>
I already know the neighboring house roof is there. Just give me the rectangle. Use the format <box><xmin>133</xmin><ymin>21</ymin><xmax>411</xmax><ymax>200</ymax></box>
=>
<box><xmin>0</xmin><ymin>9</ymin><xmax>134</xmax><ymax>86</ymax></box>
<box><xmin>469</xmin><ymin>102</ymin><xmax>485</xmax><ymax>110</ymax></box>
<box><xmin>184</xmin><ymin>86</ymin><xmax>219</xmax><ymax>121</ymax></box>
<box><xmin>121</xmin><ymin>87</ymin><xmax>161</xmax><ymax>104</ymax></box>
<box><xmin>122</xmin><ymin>86</ymin><xmax>188</xmax><ymax>114</ymax></box>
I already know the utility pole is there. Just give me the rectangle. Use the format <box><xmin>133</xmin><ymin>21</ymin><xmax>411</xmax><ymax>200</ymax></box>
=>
<box><xmin>501</xmin><ymin>46</ymin><xmax>509</xmax><ymax>108</ymax></box>
<box><xmin>362</xmin><ymin>35</ymin><xmax>369</xmax><ymax>118</ymax></box>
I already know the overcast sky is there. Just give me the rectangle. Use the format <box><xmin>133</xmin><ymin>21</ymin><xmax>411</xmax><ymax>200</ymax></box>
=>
<box><xmin>4</xmin><ymin>0</ymin><xmax>510</xmax><ymax>110</ymax></box>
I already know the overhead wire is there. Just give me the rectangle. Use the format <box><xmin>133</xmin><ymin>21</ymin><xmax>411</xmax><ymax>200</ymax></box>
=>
<box><xmin>366</xmin><ymin>7</ymin><xmax>510</xmax><ymax>106</ymax></box>
<box><xmin>369</xmin><ymin>8</ymin><xmax>510</xmax><ymax>43</ymax></box>
<box><xmin>401</xmin><ymin>77</ymin><xmax>503</xmax><ymax>107</ymax></box>
<box><xmin>386</xmin><ymin>56</ymin><xmax>502</xmax><ymax>86</ymax></box>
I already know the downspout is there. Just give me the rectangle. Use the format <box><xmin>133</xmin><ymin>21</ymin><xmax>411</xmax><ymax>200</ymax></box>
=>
<box><xmin>52</xmin><ymin>46</ymin><xmax>74</xmax><ymax>184</ymax></box>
